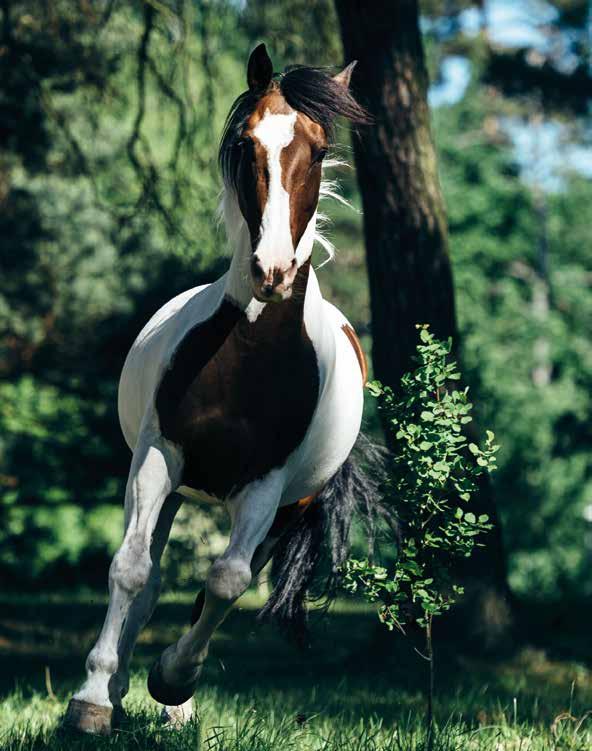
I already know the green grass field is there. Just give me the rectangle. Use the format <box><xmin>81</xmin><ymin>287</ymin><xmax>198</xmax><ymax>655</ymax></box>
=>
<box><xmin>1</xmin><ymin>591</ymin><xmax>591</xmax><ymax>750</ymax></box>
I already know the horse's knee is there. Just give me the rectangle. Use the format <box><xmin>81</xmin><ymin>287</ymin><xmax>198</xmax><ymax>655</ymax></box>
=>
<box><xmin>110</xmin><ymin>534</ymin><xmax>152</xmax><ymax>597</ymax></box>
<box><xmin>206</xmin><ymin>556</ymin><xmax>251</xmax><ymax>603</ymax></box>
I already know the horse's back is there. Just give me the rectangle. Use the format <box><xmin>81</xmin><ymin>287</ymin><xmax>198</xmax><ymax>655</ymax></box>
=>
<box><xmin>118</xmin><ymin>277</ymin><xmax>225</xmax><ymax>450</ymax></box>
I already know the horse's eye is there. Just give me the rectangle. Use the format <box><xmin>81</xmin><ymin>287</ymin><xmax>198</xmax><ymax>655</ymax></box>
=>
<box><xmin>311</xmin><ymin>148</ymin><xmax>328</xmax><ymax>165</ymax></box>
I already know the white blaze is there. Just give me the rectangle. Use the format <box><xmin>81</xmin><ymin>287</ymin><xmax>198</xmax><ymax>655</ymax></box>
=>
<box><xmin>253</xmin><ymin>109</ymin><xmax>297</xmax><ymax>272</ymax></box>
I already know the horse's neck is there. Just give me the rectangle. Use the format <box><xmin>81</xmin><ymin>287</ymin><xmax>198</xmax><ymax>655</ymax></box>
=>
<box><xmin>225</xmin><ymin>259</ymin><xmax>313</xmax><ymax>346</ymax></box>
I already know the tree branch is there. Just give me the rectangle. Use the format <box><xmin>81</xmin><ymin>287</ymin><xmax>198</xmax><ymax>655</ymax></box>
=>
<box><xmin>127</xmin><ymin>2</ymin><xmax>154</xmax><ymax>177</ymax></box>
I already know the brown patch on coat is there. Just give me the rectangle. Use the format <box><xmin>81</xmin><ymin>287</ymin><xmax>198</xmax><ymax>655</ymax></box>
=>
<box><xmin>341</xmin><ymin>324</ymin><xmax>368</xmax><ymax>384</ymax></box>
<box><xmin>282</xmin><ymin>114</ymin><xmax>327</xmax><ymax>249</ymax></box>
<box><xmin>156</xmin><ymin>261</ymin><xmax>319</xmax><ymax>499</ymax></box>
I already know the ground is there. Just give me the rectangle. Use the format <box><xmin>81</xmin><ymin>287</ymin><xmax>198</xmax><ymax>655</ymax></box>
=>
<box><xmin>1</xmin><ymin>591</ymin><xmax>591</xmax><ymax>750</ymax></box>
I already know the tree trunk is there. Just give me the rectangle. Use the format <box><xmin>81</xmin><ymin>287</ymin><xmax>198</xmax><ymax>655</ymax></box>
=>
<box><xmin>335</xmin><ymin>0</ymin><xmax>512</xmax><ymax>643</ymax></box>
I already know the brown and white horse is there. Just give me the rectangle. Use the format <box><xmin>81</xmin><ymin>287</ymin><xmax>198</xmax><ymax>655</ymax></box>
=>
<box><xmin>65</xmin><ymin>44</ymin><xmax>375</xmax><ymax>735</ymax></box>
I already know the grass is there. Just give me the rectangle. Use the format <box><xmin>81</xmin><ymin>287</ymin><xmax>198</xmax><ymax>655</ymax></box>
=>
<box><xmin>1</xmin><ymin>591</ymin><xmax>592</xmax><ymax>749</ymax></box>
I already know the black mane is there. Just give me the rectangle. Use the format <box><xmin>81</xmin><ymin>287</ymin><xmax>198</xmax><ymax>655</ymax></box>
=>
<box><xmin>219</xmin><ymin>65</ymin><xmax>369</xmax><ymax>190</ymax></box>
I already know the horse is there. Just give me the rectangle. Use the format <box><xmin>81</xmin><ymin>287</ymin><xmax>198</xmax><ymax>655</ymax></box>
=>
<box><xmin>64</xmin><ymin>43</ymin><xmax>381</xmax><ymax>736</ymax></box>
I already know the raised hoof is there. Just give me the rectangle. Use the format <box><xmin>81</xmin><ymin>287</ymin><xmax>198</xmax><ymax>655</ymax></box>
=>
<box><xmin>148</xmin><ymin>657</ymin><xmax>197</xmax><ymax>707</ymax></box>
<box><xmin>63</xmin><ymin>698</ymin><xmax>125</xmax><ymax>736</ymax></box>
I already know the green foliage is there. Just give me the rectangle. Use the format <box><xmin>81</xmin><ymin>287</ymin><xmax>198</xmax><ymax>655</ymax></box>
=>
<box><xmin>434</xmin><ymin>84</ymin><xmax>592</xmax><ymax>599</ymax></box>
<box><xmin>0</xmin><ymin>376</ymin><xmax>124</xmax><ymax>580</ymax></box>
<box><xmin>243</xmin><ymin>0</ymin><xmax>341</xmax><ymax>68</ymax></box>
<box><xmin>0</xmin><ymin>0</ymin><xmax>369</xmax><ymax>587</ymax></box>
<box><xmin>2</xmin><ymin>0</ymin><xmax>592</xmax><ymax>607</ymax></box>
<box><xmin>345</xmin><ymin>327</ymin><xmax>498</xmax><ymax>630</ymax></box>
<box><xmin>0</xmin><ymin>1</ymin><xmax>245</xmax><ymax>584</ymax></box>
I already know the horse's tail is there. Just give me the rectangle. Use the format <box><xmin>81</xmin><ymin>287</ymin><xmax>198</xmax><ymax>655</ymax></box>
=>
<box><xmin>257</xmin><ymin>433</ymin><xmax>397</xmax><ymax>644</ymax></box>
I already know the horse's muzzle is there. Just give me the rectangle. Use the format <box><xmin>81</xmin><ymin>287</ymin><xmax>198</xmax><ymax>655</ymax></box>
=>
<box><xmin>251</xmin><ymin>255</ymin><xmax>297</xmax><ymax>302</ymax></box>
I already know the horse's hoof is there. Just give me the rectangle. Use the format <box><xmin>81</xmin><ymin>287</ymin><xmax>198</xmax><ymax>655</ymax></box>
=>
<box><xmin>63</xmin><ymin>698</ymin><xmax>125</xmax><ymax>736</ymax></box>
<box><xmin>148</xmin><ymin>657</ymin><xmax>197</xmax><ymax>707</ymax></box>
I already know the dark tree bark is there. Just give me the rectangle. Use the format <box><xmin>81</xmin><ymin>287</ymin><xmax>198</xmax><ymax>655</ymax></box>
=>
<box><xmin>335</xmin><ymin>0</ymin><xmax>512</xmax><ymax>643</ymax></box>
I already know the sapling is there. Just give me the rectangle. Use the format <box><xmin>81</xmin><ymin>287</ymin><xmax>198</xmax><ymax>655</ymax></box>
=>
<box><xmin>344</xmin><ymin>325</ymin><xmax>499</xmax><ymax>750</ymax></box>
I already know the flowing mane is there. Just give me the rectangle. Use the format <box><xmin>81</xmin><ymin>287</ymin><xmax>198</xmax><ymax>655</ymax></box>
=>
<box><xmin>219</xmin><ymin>65</ymin><xmax>368</xmax><ymax>191</ymax></box>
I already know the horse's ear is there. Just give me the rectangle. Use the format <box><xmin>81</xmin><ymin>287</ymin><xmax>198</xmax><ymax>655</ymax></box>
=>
<box><xmin>333</xmin><ymin>61</ymin><xmax>357</xmax><ymax>89</ymax></box>
<box><xmin>247</xmin><ymin>43</ymin><xmax>273</xmax><ymax>91</ymax></box>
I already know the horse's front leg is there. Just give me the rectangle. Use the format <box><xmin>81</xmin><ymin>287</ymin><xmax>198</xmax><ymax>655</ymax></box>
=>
<box><xmin>110</xmin><ymin>492</ymin><xmax>182</xmax><ymax>706</ymax></box>
<box><xmin>64</xmin><ymin>433</ymin><xmax>182</xmax><ymax>735</ymax></box>
<box><xmin>147</xmin><ymin>470</ymin><xmax>284</xmax><ymax>708</ymax></box>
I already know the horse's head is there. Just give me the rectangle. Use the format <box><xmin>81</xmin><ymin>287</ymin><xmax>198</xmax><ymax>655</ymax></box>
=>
<box><xmin>219</xmin><ymin>44</ymin><xmax>367</xmax><ymax>303</ymax></box>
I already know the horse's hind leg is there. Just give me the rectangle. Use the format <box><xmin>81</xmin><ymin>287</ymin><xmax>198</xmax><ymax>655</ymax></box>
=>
<box><xmin>64</xmin><ymin>434</ymin><xmax>182</xmax><ymax>735</ymax></box>
<box><xmin>147</xmin><ymin>470</ymin><xmax>284</xmax><ymax>708</ymax></box>
<box><xmin>190</xmin><ymin>497</ymin><xmax>313</xmax><ymax>624</ymax></box>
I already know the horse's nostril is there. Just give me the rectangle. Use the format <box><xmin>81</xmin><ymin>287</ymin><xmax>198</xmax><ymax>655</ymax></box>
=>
<box><xmin>290</xmin><ymin>258</ymin><xmax>297</xmax><ymax>268</ymax></box>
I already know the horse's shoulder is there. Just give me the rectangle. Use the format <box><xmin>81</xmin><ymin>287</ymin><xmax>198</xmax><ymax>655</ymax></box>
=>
<box><xmin>131</xmin><ymin>280</ymin><xmax>219</xmax><ymax>352</ymax></box>
<box><xmin>118</xmin><ymin>278</ymin><xmax>225</xmax><ymax>451</ymax></box>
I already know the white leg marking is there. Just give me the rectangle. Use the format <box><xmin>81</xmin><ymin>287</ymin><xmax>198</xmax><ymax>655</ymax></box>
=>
<box><xmin>111</xmin><ymin>493</ymin><xmax>182</xmax><ymax>702</ymax></box>
<box><xmin>73</xmin><ymin>435</ymin><xmax>182</xmax><ymax>708</ymax></box>
<box><xmin>159</xmin><ymin>470</ymin><xmax>285</xmax><ymax>689</ymax></box>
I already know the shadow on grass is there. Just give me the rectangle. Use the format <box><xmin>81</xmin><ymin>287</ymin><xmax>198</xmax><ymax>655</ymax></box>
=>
<box><xmin>2</xmin><ymin>592</ymin><xmax>592</xmax><ymax>731</ymax></box>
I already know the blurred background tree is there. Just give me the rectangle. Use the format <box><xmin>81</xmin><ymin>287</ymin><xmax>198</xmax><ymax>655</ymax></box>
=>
<box><xmin>423</xmin><ymin>0</ymin><xmax>592</xmax><ymax>604</ymax></box>
<box><xmin>335</xmin><ymin>0</ymin><xmax>509</xmax><ymax>642</ymax></box>
<box><xmin>1</xmin><ymin>0</ymin><xmax>591</xmax><ymax>626</ymax></box>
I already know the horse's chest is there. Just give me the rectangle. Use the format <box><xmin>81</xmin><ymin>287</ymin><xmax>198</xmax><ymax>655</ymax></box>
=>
<box><xmin>156</xmin><ymin>299</ymin><xmax>319</xmax><ymax>498</ymax></box>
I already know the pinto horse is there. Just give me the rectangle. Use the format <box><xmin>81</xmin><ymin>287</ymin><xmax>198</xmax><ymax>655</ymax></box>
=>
<box><xmin>65</xmin><ymin>44</ymin><xmax>378</xmax><ymax>735</ymax></box>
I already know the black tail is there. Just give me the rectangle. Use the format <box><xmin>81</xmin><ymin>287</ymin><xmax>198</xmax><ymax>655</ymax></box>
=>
<box><xmin>258</xmin><ymin>433</ymin><xmax>397</xmax><ymax>644</ymax></box>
